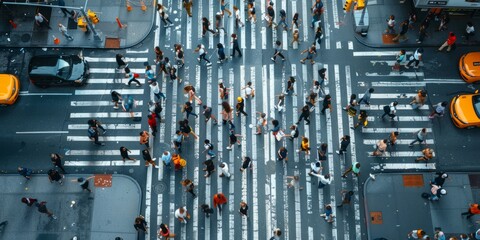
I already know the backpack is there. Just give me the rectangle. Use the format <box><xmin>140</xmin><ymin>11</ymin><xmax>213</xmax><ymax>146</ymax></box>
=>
<box><xmin>292</xmin><ymin>129</ymin><xmax>299</xmax><ymax>138</ymax></box>
<box><xmin>88</xmin><ymin>127</ymin><xmax>96</xmax><ymax>137</ymax></box>
<box><xmin>280</xmin><ymin>9</ymin><xmax>286</xmax><ymax>18</ymax></box>
<box><xmin>208</xmin><ymin>143</ymin><xmax>214</xmax><ymax>150</ymax></box>
<box><xmin>383</xmin><ymin>105</ymin><xmax>391</xmax><ymax>114</ymax></box>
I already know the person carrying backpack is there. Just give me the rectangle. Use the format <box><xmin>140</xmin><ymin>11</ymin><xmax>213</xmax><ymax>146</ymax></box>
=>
<box><xmin>277</xmin><ymin>9</ymin><xmax>288</xmax><ymax>30</ymax></box>
<box><xmin>88</xmin><ymin>126</ymin><xmax>105</xmax><ymax>146</ymax></box>
<box><xmin>381</xmin><ymin>101</ymin><xmax>398</xmax><ymax>121</ymax></box>
<box><xmin>203</xmin><ymin>139</ymin><xmax>216</xmax><ymax>159</ymax></box>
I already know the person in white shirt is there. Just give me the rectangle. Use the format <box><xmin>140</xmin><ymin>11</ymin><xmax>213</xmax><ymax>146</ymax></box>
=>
<box><xmin>219</xmin><ymin>162</ymin><xmax>231</xmax><ymax>178</ymax></box>
<box><xmin>174</xmin><ymin>206</ymin><xmax>190</xmax><ymax>224</ymax></box>
<box><xmin>35</xmin><ymin>12</ymin><xmax>51</xmax><ymax>29</ymax></box>
<box><xmin>308</xmin><ymin>172</ymin><xmax>332</xmax><ymax>188</ymax></box>
<box><xmin>58</xmin><ymin>23</ymin><xmax>73</xmax><ymax>41</ymax></box>
<box><xmin>465</xmin><ymin>22</ymin><xmax>475</xmax><ymax>41</ymax></box>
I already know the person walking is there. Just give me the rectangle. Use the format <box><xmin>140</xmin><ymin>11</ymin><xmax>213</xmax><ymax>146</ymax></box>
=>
<box><xmin>409</xmin><ymin>128</ymin><xmax>427</xmax><ymax>147</ymax></box>
<box><xmin>150</xmin><ymin>82</ymin><xmax>166</xmax><ymax>102</ymax></box>
<box><xmin>124</xmin><ymin>67</ymin><xmax>142</xmax><ymax>87</ymax></box>
<box><xmin>255</xmin><ymin>112</ymin><xmax>267</xmax><ymax>135</ymax></box>
<box><xmin>161</xmin><ymin>151</ymin><xmax>172</xmax><ymax>167</ymax></box>
<box><xmin>158</xmin><ymin>223</ymin><xmax>176</xmax><ymax>239</ymax></box>
<box><xmin>285</xmin><ymin>76</ymin><xmax>296</xmax><ymax>95</ymax></box>
<box><xmin>266</xmin><ymin>5</ymin><xmax>276</xmax><ymax>28</ymax></box>
<box><xmin>277</xmin><ymin>9</ymin><xmax>288</xmax><ymax>30</ymax></box>
<box><xmin>221</xmin><ymin>101</ymin><xmax>233</xmax><ymax>125</ymax></box>
<box><xmin>175</xmin><ymin>207</ymin><xmax>191</xmax><ymax>224</ymax></box>
<box><xmin>195</xmin><ymin>44</ymin><xmax>212</xmax><ymax>66</ymax></box>
<box><xmin>202</xmin><ymin>17</ymin><xmax>216</xmax><ymax>36</ymax></box>
<box><xmin>351</xmin><ymin>110</ymin><xmax>368</xmax><ymax>129</ymax></box>
<box><xmin>182</xmin><ymin>102</ymin><xmax>198</xmax><ymax>119</ymax></box>
<box><xmin>296</xmin><ymin>105</ymin><xmax>311</xmax><ymax>125</ymax></box>
<box><xmin>217</xmin><ymin>43</ymin><xmax>227</xmax><ymax>64</ymax></box>
<box><xmin>88</xmin><ymin>119</ymin><xmax>106</xmax><ymax>134</ymax></box>
<box><xmin>286</xmin><ymin>175</ymin><xmax>303</xmax><ymax>190</ymax></box>
<box><xmin>438</xmin><ymin>32</ymin><xmax>456</xmax><ymax>52</ymax></box>
<box><xmin>219</xmin><ymin>0</ymin><xmax>232</xmax><ymax>17</ymax></box>
<box><xmin>139</xmin><ymin>130</ymin><xmax>150</xmax><ymax>148</ymax></box>
<box><xmin>240</xmin><ymin>156</ymin><xmax>253</xmax><ymax>172</ymax></box>
<box><xmin>242</xmin><ymin>82</ymin><xmax>255</xmax><ymax>99</ymax></box>
<box><xmin>120</xmin><ymin>146</ymin><xmax>136</xmax><ymax>162</ymax></box>
<box><xmin>392</xmin><ymin>20</ymin><xmax>409</xmax><ymax>42</ymax></box>
<box><xmin>426</xmin><ymin>183</ymin><xmax>446</xmax><ymax>201</ymax></box>
<box><xmin>219</xmin><ymin>162</ymin><xmax>231</xmax><ymax>178</ymax></box>
<box><xmin>147</xmin><ymin>114</ymin><xmax>158</xmax><ymax>137</ymax></box>
<box><xmin>142</xmin><ymin>149</ymin><xmax>158</xmax><ymax>168</ymax></box>
<box><xmin>408</xmin><ymin>229</ymin><xmax>427</xmax><ymax>239</ymax></box>
<box><xmin>236</xmin><ymin>97</ymin><xmax>248</xmax><ymax>116</ymax></box>
<box><xmin>277</xmin><ymin>147</ymin><xmax>288</xmax><ymax>162</ymax></box>
<box><xmin>416</xmin><ymin>148</ymin><xmax>434</xmax><ymax>162</ymax></box>
<box><xmin>203</xmin><ymin>139</ymin><xmax>217</xmax><ymax>159</ymax></box>
<box><xmin>34</xmin><ymin>12</ymin><xmax>51</xmax><ymax>29</ymax></box>
<box><xmin>48</xmin><ymin>169</ymin><xmax>64</xmax><ymax>185</ymax></box>
<box><xmin>180</xmin><ymin>179</ymin><xmax>197</xmax><ymax>198</ymax></box>
<box><xmin>416</xmin><ymin>24</ymin><xmax>428</xmax><ymax>44</ymax></box>
<box><xmin>219</xmin><ymin>82</ymin><xmax>230</xmax><ymax>100</ymax></box>
<box><xmin>58</xmin><ymin>23</ymin><xmax>73</xmax><ymax>41</ymax></box>
<box><xmin>203</xmin><ymin>159</ymin><xmax>216</xmax><ymax>177</ymax></box>
<box><xmin>111</xmin><ymin>90</ymin><xmax>122</xmax><ymax>109</ymax></box>
<box><xmin>227</xmin><ymin>130</ymin><xmax>242</xmax><ymax>150</ymax></box>
<box><xmin>202</xmin><ymin>105</ymin><xmax>218</xmax><ymax>124</ymax></box>
<box><xmin>300</xmin><ymin>45</ymin><xmax>317</xmax><ymax>64</ymax></box>
<box><xmin>430</xmin><ymin>172</ymin><xmax>448</xmax><ymax>186</ymax></box>
<box><xmin>309</xmin><ymin>172</ymin><xmax>332</xmax><ymax>188</ymax></box>
<box><xmin>381</xmin><ymin>101</ymin><xmax>398</xmax><ymax>121</ymax></box>
<box><xmin>36</xmin><ymin>201</ymin><xmax>57</xmax><ymax>219</ymax></box>
<box><xmin>233</xmin><ymin>6</ymin><xmax>245</xmax><ymax>28</ymax></box>
<box><xmin>231</xmin><ymin>33</ymin><xmax>242</xmax><ymax>57</ymax></box>
<box><xmin>183</xmin><ymin>0</ymin><xmax>192</xmax><ymax>17</ymax></box>
<box><xmin>201</xmin><ymin>204</ymin><xmax>215</xmax><ymax>218</ymax></box>
<box><xmin>72</xmin><ymin>176</ymin><xmax>95</xmax><ymax>193</ymax></box>
<box><xmin>297</xmin><ymin>136</ymin><xmax>310</xmax><ymax>156</ymax></box>
<box><xmin>21</xmin><ymin>197</ymin><xmax>38</xmax><ymax>207</ymax></box>
<box><xmin>270</xmin><ymin>228</ymin><xmax>282</xmax><ymax>240</ymax></box>
<box><xmin>18</xmin><ymin>166</ymin><xmax>32</xmax><ymax>180</ymax></box>
<box><xmin>179</xmin><ymin>119</ymin><xmax>199</xmax><ymax>140</ymax></box>
<box><xmin>321</xmin><ymin>204</ymin><xmax>335</xmax><ymax>223</ymax></box>
<box><xmin>145</xmin><ymin>65</ymin><xmax>156</xmax><ymax>84</ymax></box>
<box><xmin>389</xmin><ymin>131</ymin><xmax>399</xmax><ymax>146</ymax></box>
<box><xmin>213</xmin><ymin>193</ymin><xmax>228</xmax><ymax>213</ymax></box>
<box><xmin>271</xmin><ymin>40</ymin><xmax>286</xmax><ymax>62</ymax></box>
<box><xmin>58</xmin><ymin>0</ymin><xmax>72</xmax><ymax>17</ymax></box>
<box><xmin>405</xmin><ymin>48</ymin><xmax>423</xmax><ymax>69</ymax></box>
<box><xmin>462</xmin><ymin>203</ymin><xmax>480</xmax><ymax>219</ymax></box>
<box><xmin>116</xmin><ymin>54</ymin><xmax>127</xmax><ymax>70</ymax></box>
<box><xmin>429</xmin><ymin>101</ymin><xmax>447</xmax><ymax>119</ymax></box>
<box><xmin>321</xmin><ymin>95</ymin><xmax>332</xmax><ymax>114</ymax></box>
<box><xmin>239</xmin><ymin>201</ymin><xmax>249</xmax><ymax>218</ymax></box>
<box><xmin>159</xmin><ymin>10</ymin><xmax>174</xmax><ymax>28</ymax></box>
<box><xmin>337</xmin><ymin>190</ymin><xmax>354</xmax><ymax>207</ymax></box>
<box><xmin>336</xmin><ymin>135</ymin><xmax>351</xmax><ymax>155</ymax></box>
<box><xmin>172</xmin><ymin>130</ymin><xmax>183</xmax><ymax>153</ymax></box>
<box><xmin>50</xmin><ymin>153</ymin><xmax>66</xmax><ymax>173</ymax></box>
<box><xmin>341</xmin><ymin>162</ymin><xmax>361</xmax><ymax>178</ymax></box>
<box><xmin>385</xmin><ymin>15</ymin><xmax>395</xmax><ymax>34</ymax></box>
<box><xmin>154</xmin><ymin>46</ymin><xmax>164</xmax><ymax>65</ymax></box>
<box><xmin>372</xmin><ymin>139</ymin><xmax>388</xmax><ymax>156</ymax></box>
<box><xmin>358</xmin><ymin>88</ymin><xmax>374</xmax><ymax>106</ymax></box>
<box><xmin>88</xmin><ymin>125</ymin><xmax>105</xmax><ymax>146</ymax></box>
<box><xmin>215</xmin><ymin>12</ymin><xmax>226</xmax><ymax>35</ymax></box>
<box><xmin>464</xmin><ymin>22</ymin><xmax>475</xmax><ymax>42</ymax></box>
<box><xmin>317</xmin><ymin>143</ymin><xmax>328</xmax><ymax>161</ymax></box>
<box><xmin>314</xmin><ymin>26</ymin><xmax>323</xmax><ymax>46</ymax></box>
<box><xmin>410</xmin><ymin>89</ymin><xmax>428</xmax><ymax>109</ymax></box>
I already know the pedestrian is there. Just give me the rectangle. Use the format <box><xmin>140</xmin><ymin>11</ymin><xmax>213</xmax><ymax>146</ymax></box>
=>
<box><xmin>311</xmin><ymin>0</ymin><xmax>323</xmax><ymax>28</ymax></box>
<box><xmin>242</xmin><ymin>82</ymin><xmax>255</xmax><ymax>99</ymax></box>
<box><xmin>291</xmin><ymin>29</ymin><xmax>300</xmax><ymax>48</ymax></box>
<box><xmin>231</xmin><ymin>33</ymin><xmax>242</xmax><ymax>57</ymax></box>
<box><xmin>116</xmin><ymin>54</ymin><xmax>127</xmax><ymax>70</ymax></box>
<box><xmin>72</xmin><ymin>176</ymin><xmax>95</xmax><ymax>193</ymax></box>
<box><xmin>202</xmin><ymin>105</ymin><xmax>218</xmax><ymax>124</ymax></box>
<box><xmin>239</xmin><ymin>201</ymin><xmax>249</xmax><ymax>218</ymax></box>
<box><xmin>194</xmin><ymin>44</ymin><xmax>212</xmax><ymax>66</ymax></box>
<box><xmin>429</xmin><ymin>101</ymin><xmax>447</xmax><ymax>119</ymax></box>
<box><xmin>175</xmin><ymin>206</ymin><xmax>191</xmax><ymax>224</ymax></box>
<box><xmin>430</xmin><ymin>172</ymin><xmax>448</xmax><ymax>186</ymax></box>
<box><xmin>219</xmin><ymin>82</ymin><xmax>230</xmax><ymax>100</ymax></box>
<box><xmin>150</xmin><ymin>82</ymin><xmax>166</xmax><ymax>102</ymax></box>
<box><xmin>183</xmin><ymin>85</ymin><xmax>202</xmax><ymax>104</ymax></box>
<box><xmin>35</xmin><ymin>201</ymin><xmax>57</xmax><ymax>219</ymax></box>
<box><xmin>157</xmin><ymin>223</ymin><xmax>176</xmax><ymax>239</ymax></box>
<box><xmin>343</xmin><ymin>93</ymin><xmax>358</xmax><ymax>114</ymax></box>
<box><xmin>464</xmin><ymin>22</ymin><xmax>475</xmax><ymax>42</ymax></box>
<box><xmin>381</xmin><ymin>101</ymin><xmax>398</xmax><ymax>121</ymax></box>
<box><xmin>266</xmin><ymin>5</ymin><xmax>276</xmax><ymax>28</ymax></box>
<box><xmin>285</xmin><ymin>76</ymin><xmax>296</xmax><ymax>95</ymax></box>
<box><xmin>392</xmin><ymin>20</ymin><xmax>409</xmax><ymax>42</ymax></box>
<box><xmin>203</xmin><ymin>159</ymin><xmax>215</xmax><ymax>177</ymax></box>
<box><xmin>270</xmin><ymin>228</ymin><xmax>282</xmax><ymax>240</ymax></box>
<box><xmin>351</xmin><ymin>110</ymin><xmax>368</xmax><ymax>129</ymax></box>
<box><xmin>341</xmin><ymin>162</ymin><xmax>360</xmax><ymax>178</ymax></box>
<box><xmin>277</xmin><ymin>146</ymin><xmax>288</xmax><ymax>162</ymax></box>
<box><xmin>50</xmin><ymin>153</ymin><xmax>66</xmax><ymax>173</ymax></box>
<box><xmin>219</xmin><ymin>0</ymin><xmax>232</xmax><ymax>17</ymax></box>
<box><xmin>17</xmin><ymin>166</ymin><xmax>32</xmax><ymax>180</ymax></box>
<box><xmin>358</xmin><ymin>88</ymin><xmax>374</xmax><ymax>105</ymax></box>
<box><xmin>240</xmin><ymin>156</ymin><xmax>253</xmax><ymax>172</ymax></box>
<box><xmin>180</xmin><ymin>179</ymin><xmax>197</xmax><ymax>198</ymax></box>
<box><xmin>277</xmin><ymin>9</ymin><xmax>288</xmax><ymax>30</ymax></box>
<box><xmin>217</xmin><ymin>43</ymin><xmax>227</xmax><ymax>64</ymax></box>
<box><xmin>219</xmin><ymin>162</ymin><xmax>231</xmax><ymax>178</ymax></box>
<box><xmin>437</xmin><ymin>13</ymin><xmax>449</xmax><ymax>31</ymax></box>
<box><xmin>88</xmin><ymin>125</ymin><xmax>105</xmax><ymax>146</ymax></box>
<box><xmin>173</xmin><ymin>43</ymin><xmax>184</xmax><ymax>68</ymax></box>
<box><xmin>372</xmin><ymin>139</ymin><xmax>388</xmax><ymax>156</ymax></box>
<box><xmin>183</xmin><ymin>0</ymin><xmax>192</xmax><ymax>17</ymax></box>
<box><xmin>182</xmin><ymin>102</ymin><xmax>198</xmax><ymax>119</ymax></box>
<box><xmin>145</xmin><ymin>65</ymin><xmax>156</xmax><ymax>84</ymax></box>
<box><xmin>408</xmin><ymin>229</ymin><xmax>427</xmax><ymax>239</ymax></box>
<box><xmin>300</xmin><ymin>45</ymin><xmax>317</xmax><ymax>64</ymax></box>
<box><xmin>393</xmin><ymin>49</ymin><xmax>407</xmax><ymax>71</ymax></box>
<box><xmin>426</xmin><ymin>184</ymin><xmax>446</xmax><ymax>201</ymax></box>
<box><xmin>34</xmin><ymin>12</ymin><xmax>51</xmax><ymax>29</ymax></box>
<box><xmin>271</xmin><ymin>40</ymin><xmax>286</xmax><ymax>62</ymax></box>
<box><xmin>389</xmin><ymin>131</ymin><xmax>399</xmax><ymax>145</ymax></box>
<box><xmin>410</xmin><ymin>89</ymin><xmax>428</xmax><ymax>109</ymax></box>
<box><xmin>295</xmin><ymin>105</ymin><xmax>311</xmax><ymax>125</ymax></box>
<box><xmin>286</xmin><ymin>175</ymin><xmax>303</xmax><ymax>190</ymax></box>
<box><xmin>154</xmin><ymin>46</ymin><xmax>164</xmax><ymax>64</ymax></box>
<box><xmin>21</xmin><ymin>197</ymin><xmax>38</xmax><ymax>207</ymax></box>
<box><xmin>247</xmin><ymin>3</ymin><xmax>257</xmax><ymax>23</ymax></box>
<box><xmin>139</xmin><ymin>130</ymin><xmax>150</xmax><ymax>148</ymax></box>
<box><xmin>405</xmin><ymin>48</ymin><xmax>423</xmax><ymax>69</ymax></box>
<box><xmin>291</xmin><ymin>12</ymin><xmax>301</xmax><ymax>30</ymax></box>
<box><xmin>434</xmin><ymin>230</ymin><xmax>446</xmax><ymax>240</ymax></box>
<box><xmin>161</xmin><ymin>151</ymin><xmax>172</xmax><ymax>167</ymax></box>
<box><xmin>314</xmin><ymin>26</ymin><xmax>323</xmax><ymax>46</ymax></box>
<box><xmin>416</xmin><ymin>24</ymin><xmax>428</xmax><ymax>44</ymax></box>
<box><xmin>320</xmin><ymin>204</ymin><xmax>335</xmax><ymax>223</ymax></box>
<box><xmin>88</xmin><ymin>119</ymin><xmax>106</xmax><ymax>134</ymax></box>
<box><xmin>321</xmin><ymin>94</ymin><xmax>332</xmax><ymax>114</ymax></box>
<box><xmin>408</xmin><ymin>11</ymin><xmax>417</xmax><ymax>29</ymax></box>
<box><xmin>172</xmin><ymin>130</ymin><xmax>183</xmax><ymax>153</ymax></box>
<box><xmin>255</xmin><ymin>112</ymin><xmax>267</xmax><ymax>135</ymax></box>
<box><xmin>227</xmin><ymin>130</ymin><xmax>242</xmax><ymax>150</ymax></box>
<box><xmin>317</xmin><ymin>143</ymin><xmax>328</xmax><ymax>161</ymax></box>
<box><xmin>409</xmin><ymin>128</ymin><xmax>427</xmax><ymax>147</ymax></box>
<box><xmin>297</xmin><ymin>136</ymin><xmax>310</xmax><ymax>156</ymax></box>
<box><xmin>58</xmin><ymin>0</ymin><xmax>72</xmax><ymax>17</ymax></box>
<box><xmin>201</xmin><ymin>17</ymin><xmax>216</xmax><ymax>36</ymax></box>
<box><xmin>111</xmin><ymin>90</ymin><xmax>122</xmax><ymax>109</ymax></box>
<box><xmin>159</xmin><ymin>10</ymin><xmax>174</xmax><ymax>28</ymax></box>
<box><xmin>213</xmin><ymin>193</ymin><xmax>228</xmax><ymax>213</ymax></box>
<box><xmin>416</xmin><ymin>148</ymin><xmax>434</xmax><ymax>162</ymax></box>
<box><xmin>172</xmin><ymin>153</ymin><xmax>185</xmax><ymax>171</ymax></box>
<box><xmin>179</xmin><ymin>119</ymin><xmax>199</xmax><ymax>140</ymax></box>
<box><xmin>142</xmin><ymin>149</ymin><xmax>158</xmax><ymax>168</ymax></box>
<box><xmin>336</xmin><ymin>135</ymin><xmax>351</xmax><ymax>155</ymax></box>
<box><xmin>201</xmin><ymin>204</ymin><xmax>214</xmax><ymax>218</ymax></box>
<box><xmin>47</xmin><ymin>169</ymin><xmax>64</xmax><ymax>185</ymax></box>
<box><xmin>147</xmin><ymin>114</ymin><xmax>158</xmax><ymax>137</ymax></box>
<box><xmin>307</xmin><ymin>92</ymin><xmax>318</xmax><ymax>110</ymax></box>
<box><xmin>58</xmin><ymin>23</ymin><xmax>73</xmax><ymax>41</ymax></box>
<box><xmin>337</xmin><ymin>190</ymin><xmax>354</xmax><ymax>207</ymax></box>
<box><xmin>236</xmin><ymin>97</ymin><xmax>248</xmax><ymax>116</ymax></box>
<box><xmin>438</xmin><ymin>32</ymin><xmax>456</xmax><ymax>52</ymax></box>
<box><xmin>120</xmin><ymin>146</ymin><xmax>136</xmax><ymax>162</ymax></box>
<box><xmin>233</xmin><ymin>6</ymin><xmax>245</xmax><ymax>28</ymax></box>
<box><xmin>462</xmin><ymin>203</ymin><xmax>480</xmax><ymax>219</ymax></box>
<box><xmin>309</xmin><ymin>172</ymin><xmax>332</xmax><ymax>188</ymax></box>
<box><xmin>385</xmin><ymin>15</ymin><xmax>395</xmax><ymax>34</ymax></box>
<box><xmin>310</xmin><ymin>160</ymin><xmax>322</xmax><ymax>174</ymax></box>
<box><xmin>125</xmin><ymin>67</ymin><xmax>141</xmax><ymax>87</ymax></box>
<box><xmin>221</xmin><ymin>101</ymin><xmax>233</xmax><ymax>125</ymax></box>
<box><xmin>274</xmin><ymin>94</ymin><xmax>286</xmax><ymax>112</ymax></box>
<box><xmin>215</xmin><ymin>12</ymin><xmax>226</xmax><ymax>34</ymax></box>
<box><xmin>149</xmin><ymin>101</ymin><xmax>163</xmax><ymax>123</ymax></box>
<box><xmin>203</xmin><ymin>139</ymin><xmax>216</xmax><ymax>158</ymax></box>
<box><xmin>270</xmin><ymin>119</ymin><xmax>281</xmax><ymax>137</ymax></box>
<box><xmin>160</xmin><ymin>57</ymin><xmax>172</xmax><ymax>76</ymax></box>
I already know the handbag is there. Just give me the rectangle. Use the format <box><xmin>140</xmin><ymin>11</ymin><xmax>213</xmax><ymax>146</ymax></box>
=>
<box><xmin>275</xmin><ymin>130</ymin><xmax>285</xmax><ymax>141</ymax></box>
<box><xmin>392</xmin><ymin>62</ymin><xmax>401</xmax><ymax>71</ymax></box>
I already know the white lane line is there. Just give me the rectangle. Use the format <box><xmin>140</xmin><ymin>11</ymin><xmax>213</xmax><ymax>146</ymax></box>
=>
<box><xmin>348</xmin><ymin>41</ymin><xmax>353</xmax><ymax>50</ymax></box>
<box><xmin>369</xmin><ymin>60</ymin><xmax>424</xmax><ymax>67</ymax></box>
<box><xmin>336</xmin><ymin>41</ymin><xmax>341</xmax><ymax>49</ymax></box>
<box><xmin>363</xmin><ymin>139</ymin><xmax>434</xmax><ymax>145</ymax></box>
<box><xmin>302</xmin><ymin>0</ymin><xmax>308</xmax><ymax>41</ymax></box>
<box><xmin>87</xmin><ymin>78</ymin><xmax>146</xmax><ymax>84</ymax></box>
<box><xmin>19</xmin><ymin>92</ymin><xmax>72</xmax><ymax>96</ymax></box>
<box><xmin>360</xmin><ymin>104</ymin><xmax>429</xmax><ymax>110</ymax></box>
<box><xmin>70</xmin><ymin>101</ymin><xmax>144</xmax><ymax>107</ymax></box>
<box><xmin>89</xmin><ymin>68</ymin><xmax>145</xmax><ymax>74</ymax></box>
<box><xmin>366</xmin><ymin>116</ymin><xmax>431</xmax><ymax>122</ymax></box>
<box><xmin>84</xmin><ymin>57</ymin><xmax>148</xmax><ymax>62</ymax></box>
<box><xmin>424</xmin><ymin>78</ymin><xmax>465</xmax><ymax>84</ymax></box>
<box><xmin>126</xmin><ymin>49</ymin><xmax>149</xmax><ymax>54</ymax></box>
<box><xmin>262</xmin><ymin>27</ymin><xmax>267</xmax><ymax>49</ymax></box>
<box><xmin>251</xmin><ymin>22</ymin><xmax>256</xmax><ymax>49</ymax></box>
<box><xmin>16</xmin><ymin>131</ymin><xmax>68</xmax><ymax>134</ymax></box>
<box><xmin>66</xmin><ymin>136</ymin><xmax>138</xmax><ymax>141</ymax></box>
<box><xmin>208</xmin><ymin>0</ymin><xmax>214</xmax><ymax>49</ymax></box>
<box><xmin>267</xmin><ymin>63</ymin><xmax>276</xmax><ymax>237</ymax></box>
<box><xmin>186</xmin><ymin>8</ymin><xmax>192</xmax><ymax>49</ymax></box>
<box><xmin>353</xmin><ymin>51</ymin><xmax>413</xmax><ymax>57</ymax></box>
<box><xmin>371</xmin><ymin>82</ymin><xmax>426</xmax><ymax>87</ymax></box>
<box><xmin>322</xmin><ymin>0</ymin><xmax>330</xmax><ymax>50</ymax></box>
<box><xmin>373</xmin><ymin>163</ymin><xmax>436</xmax><ymax>170</ymax></box>
<box><xmin>65</xmin><ymin>150</ymin><xmax>140</xmax><ymax>156</ymax></box>
<box><xmin>365</xmin><ymin>72</ymin><xmax>424</xmax><ymax>77</ymax></box>
<box><xmin>362</xmin><ymin>128</ymin><xmax>432</xmax><ymax>133</ymax></box>
<box><xmin>359</xmin><ymin>93</ymin><xmax>417</xmax><ymax>99</ymax></box>
<box><xmin>283</xmin><ymin>30</ymin><xmax>288</xmax><ymax>51</ymax></box>
<box><xmin>75</xmin><ymin>89</ymin><xmax>144</xmax><ymax>95</ymax></box>
<box><xmin>64</xmin><ymin>160</ymin><xmax>140</xmax><ymax>166</ymax></box>
<box><xmin>70</xmin><ymin>112</ymin><xmax>142</xmax><ymax>118</ymax></box>
<box><xmin>368</xmin><ymin>151</ymin><xmax>436</xmax><ymax>157</ymax></box>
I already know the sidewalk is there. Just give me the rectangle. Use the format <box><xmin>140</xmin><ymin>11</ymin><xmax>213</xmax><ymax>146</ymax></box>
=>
<box><xmin>364</xmin><ymin>173</ymin><xmax>480</xmax><ymax>240</ymax></box>
<box><xmin>353</xmin><ymin>1</ymin><xmax>479</xmax><ymax>48</ymax></box>
<box><xmin>0</xmin><ymin>0</ymin><xmax>155</xmax><ymax>49</ymax></box>
<box><xmin>0</xmin><ymin>174</ymin><xmax>141</xmax><ymax>240</ymax></box>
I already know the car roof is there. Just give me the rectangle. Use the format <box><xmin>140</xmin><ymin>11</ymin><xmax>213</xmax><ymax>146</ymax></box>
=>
<box><xmin>29</xmin><ymin>55</ymin><xmax>74</xmax><ymax>77</ymax></box>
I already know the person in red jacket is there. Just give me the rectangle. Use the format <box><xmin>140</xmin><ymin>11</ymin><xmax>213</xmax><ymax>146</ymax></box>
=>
<box><xmin>461</xmin><ymin>203</ymin><xmax>480</xmax><ymax>219</ymax></box>
<box><xmin>438</xmin><ymin>32</ymin><xmax>456</xmax><ymax>52</ymax></box>
<box><xmin>213</xmin><ymin>193</ymin><xmax>228</xmax><ymax>213</ymax></box>
<box><xmin>147</xmin><ymin>113</ymin><xmax>157</xmax><ymax>137</ymax></box>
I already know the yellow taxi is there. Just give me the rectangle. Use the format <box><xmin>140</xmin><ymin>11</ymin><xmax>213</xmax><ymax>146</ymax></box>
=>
<box><xmin>450</xmin><ymin>90</ymin><xmax>480</xmax><ymax>128</ymax></box>
<box><xmin>459</xmin><ymin>52</ymin><xmax>480</xmax><ymax>83</ymax></box>
<box><xmin>0</xmin><ymin>74</ymin><xmax>20</xmax><ymax>105</ymax></box>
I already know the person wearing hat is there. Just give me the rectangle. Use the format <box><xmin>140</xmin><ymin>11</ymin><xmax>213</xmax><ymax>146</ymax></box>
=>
<box><xmin>235</xmin><ymin>97</ymin><xmax>248</xmax><ymax>116</ymax></box>
<box><xmin>72</xmin><ymin>176</ymin><xmax>95</xmax><ymax>193</ymax></box>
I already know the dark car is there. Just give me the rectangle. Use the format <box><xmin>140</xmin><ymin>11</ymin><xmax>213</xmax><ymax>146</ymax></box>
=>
<box><xmin>28</xmin><ymin>55</ymin><xmax>89</xmax><ymax>87</ymax></box>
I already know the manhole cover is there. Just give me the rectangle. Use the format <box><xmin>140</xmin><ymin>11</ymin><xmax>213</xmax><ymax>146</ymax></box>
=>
<box><xmin>154</xmin><ymin>182</ymin><xmax>167</xmax><ymax>194</ymax></box>
<box><xmin>21</xmin><ymin>34</ymin><xmax>31</xmax><ymax>42</ymax></box>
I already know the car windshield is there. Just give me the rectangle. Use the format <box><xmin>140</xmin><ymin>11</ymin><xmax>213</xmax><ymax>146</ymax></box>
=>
<box><xmin>473</xmin><ymin>95</ymin><xmax>480</xmax><ymax>118</ymax></box>
<box><xmin>56</xmin><ymin>58</ymin><xmax>72</xmax><ymax>79</ymax></box>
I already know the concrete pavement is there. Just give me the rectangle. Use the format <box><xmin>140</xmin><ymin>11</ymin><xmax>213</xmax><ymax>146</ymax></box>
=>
<box><xmin>0</xmin><ymin>174</ymin><xmax>141</xmax><ymax>240</ymax></box>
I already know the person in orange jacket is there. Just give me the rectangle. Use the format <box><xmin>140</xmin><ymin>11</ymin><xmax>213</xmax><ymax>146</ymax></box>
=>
<box><xmin>213</xmin><ymin>193</ymin><xmax>228</xmax><ymax>213</ymax></box>
<box><xmin>461</xmin><ymin>203</ymin><xmax>480</xmax><ymax>219</ymax></box>
<box><xmin>438</xmin><ymin>32</ymin><xmax>456</xmax><ymax>52</ymax></box>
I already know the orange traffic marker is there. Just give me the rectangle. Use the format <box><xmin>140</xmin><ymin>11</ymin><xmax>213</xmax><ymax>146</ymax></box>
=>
<box><xmin>116</xmin><ymin>17</ymin><xmax>126</xmax><ymax>28</ymax></box>
<box><xmin>126</xmin><ymin>0</ymin><xmax>132</xmax><ymax>11</ymax></box>
<box><xmin>141</xmin><ymin>0</ymin><xmax>147</xmax><ymax>11</ymax></box>
<box><xmin>53</xmin><ymin>35</ymin><xmax>60</xmax><ymax>45</ymax></box>
<box><xmin>9</xmin><ymin>20</ymin><xmax>17</xmax><ymax>29</ymax></box>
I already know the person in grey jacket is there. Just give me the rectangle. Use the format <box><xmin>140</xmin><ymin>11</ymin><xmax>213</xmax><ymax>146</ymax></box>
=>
<box><xmin>358</xmin><ymin>88</ymin><xmax>374</xmax><ymax>106</ymax></box>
